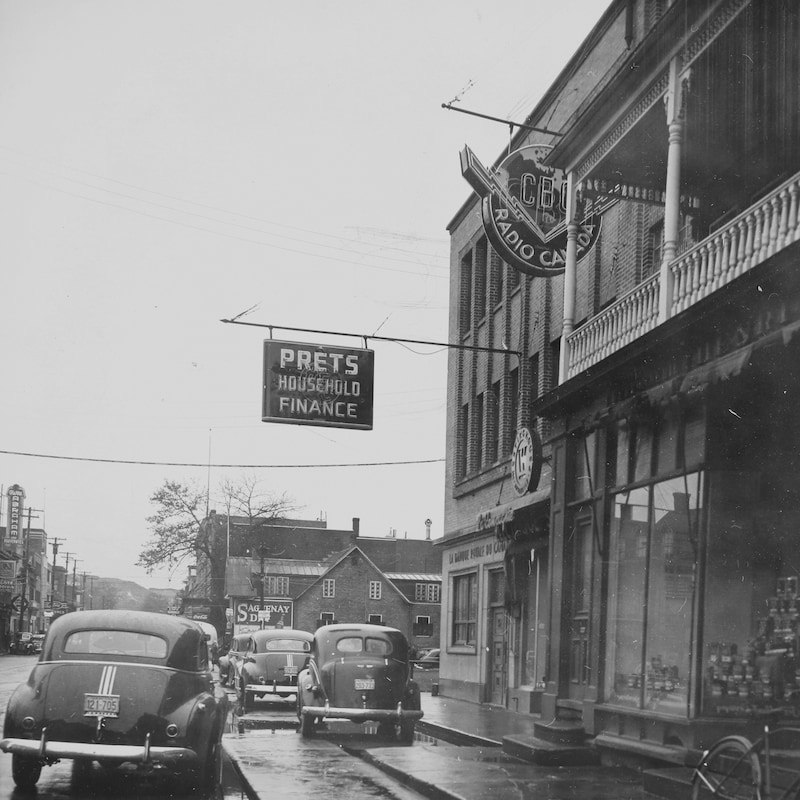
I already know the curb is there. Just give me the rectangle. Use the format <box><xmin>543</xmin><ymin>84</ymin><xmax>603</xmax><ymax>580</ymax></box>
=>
<box><xmin>347</xmin><ymin>746</ymin><xmax>467</xmax><ymax>800</ymax></box>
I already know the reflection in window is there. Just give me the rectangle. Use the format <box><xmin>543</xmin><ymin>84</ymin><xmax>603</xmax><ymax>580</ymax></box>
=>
<box><xmin>605</xmin><ymin>474</ymin><xmax>701</xmax><ymax>715</ymax></box>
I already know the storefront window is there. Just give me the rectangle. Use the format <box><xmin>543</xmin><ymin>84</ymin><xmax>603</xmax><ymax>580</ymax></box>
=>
<box><xmin>452</xmin><ymin>571</ymin><xmax>477</xmax><ymax>647</ymax></box>
<box><xmin>605</xmin><ymin>473</ymin><xmax>701</xmax><ymax>715</ymax></box>
<box><xmin>701</xmin><ymin>470</ymin><xmax>800</xmax><ymax>717</ymax></box>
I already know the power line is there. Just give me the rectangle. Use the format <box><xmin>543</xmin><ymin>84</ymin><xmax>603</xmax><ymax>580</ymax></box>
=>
<box><xmin>0</xmin><ymin>449</ymin><xmax>444</xmax><ymax>469</ymax></box>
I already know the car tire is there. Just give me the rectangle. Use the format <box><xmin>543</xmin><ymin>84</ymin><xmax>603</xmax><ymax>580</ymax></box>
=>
<box><xmin>399</xmin><ymin>718</ymin><xmax>416</xmax><ymax>744</ymax></box>
<box><xmin>12</xmin><ymin>754</ymin><xmax>42</xmax><ymax>789</ymax></box>
<box><xmin>300</xmin><ymin>710</ymin><xmax>316</xmax><ymax>738</ymax></box>
<box><xmin>198</xmin><ymin>734</ymin><xmax>223</xmax><ymax>798</ymax></box>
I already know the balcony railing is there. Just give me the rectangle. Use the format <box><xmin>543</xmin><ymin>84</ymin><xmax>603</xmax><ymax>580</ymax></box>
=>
<box><xmin>565</xmin><ymin>169</ymin><xmax>800</xmax><ymax>380</ymax></box>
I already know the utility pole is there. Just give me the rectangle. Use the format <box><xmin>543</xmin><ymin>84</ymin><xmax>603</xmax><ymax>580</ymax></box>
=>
<box><xmin>50</xmin><ymin>537</ymin><xmax>65</xmax><ymax>613</ymax></box>
<box><xmin>62</xmin><ymin>553</ymin><xmax>75</xmax><ymax>609</ymax></box>
<box><xmin>258</xmin><ymin>546</ymin><xmax>268</xmax><ymax>630</ymax></box>
<box><xmin>17</xmin><ymin>508</ymin><xmax>32</xmax><ymax>634</ymax></box>
<box><xmin>72</xmin><ymin>559</ymin><xmax>82</xmax><ymax>607</ymax></box>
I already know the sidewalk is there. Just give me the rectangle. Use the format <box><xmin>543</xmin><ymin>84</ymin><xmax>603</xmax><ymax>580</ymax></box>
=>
<box><xmin>223</xmin><ymin>693</ymin><xmax>663</xmax><ymax>800</ymax></box>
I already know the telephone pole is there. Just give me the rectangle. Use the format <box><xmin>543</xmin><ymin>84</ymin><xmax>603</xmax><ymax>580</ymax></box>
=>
<box><xmin>49</xmin><ymin>537</ymin><xmax>65</xmax><ymax>611</ymax></box>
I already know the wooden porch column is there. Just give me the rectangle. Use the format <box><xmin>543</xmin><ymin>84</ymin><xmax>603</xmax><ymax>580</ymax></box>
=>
<box><xmin>659</xmin><ymin>59</ymin><xmax>689</xmax><ymax>322</ymax></box>
<box><xmin>559</xmin><ymin>171</ymin><xmax>578</xmax><ymax>383</ymax></box>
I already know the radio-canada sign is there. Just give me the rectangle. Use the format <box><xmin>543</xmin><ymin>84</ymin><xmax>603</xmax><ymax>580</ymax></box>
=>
<box><xmin>460</xmin><ymin>144</ymin><xmax>601</xmax><ymax>278</ymax></box>
<box><xmin>262</xmin><ymin>340</ymin><xmax>374</xmax><ymax>430</ymax></box>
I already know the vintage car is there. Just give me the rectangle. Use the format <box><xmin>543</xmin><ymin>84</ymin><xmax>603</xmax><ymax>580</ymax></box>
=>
<box><xmin>217</xmin><ymin>632</ymin><xmax>249</xmax><ymax>687</ymax></box>
<box><xmin>296</xmin><ymin>623</ymin><xmax>422</xmax><ymax>742</ymax></box>
<box><xmin>237</xmin><ymin>629</ymin><xmax>313</xmax><ymax>711</ymax></box>
<box><xmin>1</xmin><ymin>609</ymin><xmax>228</xmax><ymax>792</ymax></box>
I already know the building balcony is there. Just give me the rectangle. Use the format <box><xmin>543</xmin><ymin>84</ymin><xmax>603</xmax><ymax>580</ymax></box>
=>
<box><xmin>565</xmin><ymin>169</ymin><xmax>800</xmax><ymax>380</ymax></box>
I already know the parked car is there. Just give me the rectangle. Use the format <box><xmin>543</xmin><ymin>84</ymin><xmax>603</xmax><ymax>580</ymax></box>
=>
<box><xmin>238</xmin><ymin>629</ymin><xmax>313</xmax><ymax>712</ymax></box>
<box><xmin>217</xmin><ymin>632</ymin><xmax>249</xmax><ymax>688</ymax></box>
<box><xmin>416</xmin><ymin>648</ymin><xmax>440</xmax><ymax>670</ymax></box>
<box><xmin>194</xmin><ymin>620</ymin><xmax>220</xmax><ymax>665</ymax></box>
<box><xmin>30</xmin><ymin>634</ymin><xmax>45</xmax><ymax>654</ymax></box>
<box><xmin>8</xmin><ymin>633</ymin><xmax>36</xmax><ymax>655</ymax></box>
<box><xmin>297</xmin><ymin>623</ymin><xmax>422</xmax><ymax>742</ymax></box>
<box><xmin>0</xmin><ymin>609</ymin><xmax>228</xmax><ymax>793</ymax></box>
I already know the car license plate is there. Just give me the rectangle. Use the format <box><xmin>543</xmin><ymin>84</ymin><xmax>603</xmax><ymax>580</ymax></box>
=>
<box><xmin>354</xmin><ymin>678</ymin><xmax>375</xmax><ymax>690</ymax></box>
<box><xmin>283</xmin><ymin>666</ymin><xmax>298</xmax><ymax>676</ymax></box>
<box><xmin>84</xmin><ymin>693</ymin><xmax>120</xmax><ymax>717</ymax></box>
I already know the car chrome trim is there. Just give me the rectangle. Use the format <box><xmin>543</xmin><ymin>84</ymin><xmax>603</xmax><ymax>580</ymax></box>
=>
<box><xmin>299</xmin><ymin>706</ymin><xmax>423</xmax><ymax>721</ymax></box>
<box><xmin>0</xmin><ymin>736</ymin><xmax>199</xmax><ymax>764</ymax></box>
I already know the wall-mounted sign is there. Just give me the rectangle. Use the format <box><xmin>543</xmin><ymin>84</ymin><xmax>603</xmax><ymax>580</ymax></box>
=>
<box><xmin>511</xmin><ymin>426</ymin><xmax>542</xmax><ymax>495</ymax></box>
<box><xmin>460</xmin><ymin>144</ymin><xmax>602</xmax><ymax>277</ymax></box>
<box><xmin>233</xmin><ymin>598</ymin><xmax>294</xmax><ymax>634</ymax></box>
<box><xmin>262</xmin><ymin>339</ymin><xmax>374</xmax><ymax>430</ymax></box>
<box><xmin>6</xmin><ymin>485</ymin><xmax>24</xmax><ymax>543</ymax></box>
<box><xmin>0</xmin><ymin>559</ymin><xmax>15</xmax><ymax>595</ymax></box>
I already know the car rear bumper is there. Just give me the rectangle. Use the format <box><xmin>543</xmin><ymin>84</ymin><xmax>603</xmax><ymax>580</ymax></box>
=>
<box><xmin>300</xmin><ymin>705</ymin><xmax>423</xmax><ymax>722</ymax></box>
<box><xmin>1</xmin><ymin>735</ymin><xmax>198</xmax><ymax>765</ymax></box>
<box><xmin>244</xmin><ymin>683</ymin><xmax>297</xmax><ymax>696</ymax></box>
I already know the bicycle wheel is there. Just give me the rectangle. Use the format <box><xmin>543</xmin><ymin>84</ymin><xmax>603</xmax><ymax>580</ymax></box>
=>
<box><xmin>692</xmin><ymin>736</ymin><xmax>762</xmax><ymax>800</ymax></box>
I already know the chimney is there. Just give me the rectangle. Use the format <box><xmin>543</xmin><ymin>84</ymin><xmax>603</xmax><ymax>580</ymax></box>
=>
<box><xmin>673</xmin><ymin>493</ymin><xmax>691</xmax><ymax>514</ymax></box>
<box><xmin>352</xmin><ymin>517</ymin><xmax>360</xmax><ymax>535</ymax></box>
<box><xmin>425</xmin><ymin>518</ymin><xmax>432</xmax><ymax>540</ymax></box>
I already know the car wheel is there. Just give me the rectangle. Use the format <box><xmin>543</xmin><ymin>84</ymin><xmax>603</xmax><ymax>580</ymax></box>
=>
<box><xmin>198</xmin><ymin>734</ymin><xmax>223</xmax><ymax>797</ymax></box>
<box><xmin>399</xmin><ymin>718</ymin><xmax>416</xmax><ymax>744</ymax></box>
<box><xmin>300</xmin><ymin>710</ymin><xmax>316</xmax><ymax>738</ymax></box>
<box><xmin>12</xmin><ymin>754</ymin><xmax>42</xmax><ymax>789</ymax></box>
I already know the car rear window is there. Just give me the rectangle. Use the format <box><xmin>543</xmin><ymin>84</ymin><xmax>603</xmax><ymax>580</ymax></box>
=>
<box><xmin>264</xmin><ymin>638</ymin><xmax>311</xmax><ymax>652</ymax></box>
<box><xmin>64</xmin><ymin>629</ymin><xmax>168</xmax><ymax>659</ymax></box>
<box><xmin>335</xmin><ymin>636</ymin><xmax>392</xmax><ymax>656</ymax></box>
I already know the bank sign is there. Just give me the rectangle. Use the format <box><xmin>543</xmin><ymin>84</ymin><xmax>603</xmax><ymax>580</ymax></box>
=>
<box><xmin>233</xmin><ymin>599</ymin><xmax>294</xmax><ymax>634</ymax></box>
<box><xmin>262</xmin><ymin>339</ymin><xmax>374</xmax><ymax>430</ymax></box>
<box><xmin>460</xmin><ymin>144</ymin><xmax>601</xmax><ymax>277</ymax></box>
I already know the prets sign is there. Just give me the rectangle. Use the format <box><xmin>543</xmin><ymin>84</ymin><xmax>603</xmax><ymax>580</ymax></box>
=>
<box><xmin>262</xmin><ymin>339</ymin><xmax>374</xmax><ymax>430</ymax></box>
<box><xmin>460</xmin><ymin>144</ymin><xmax>602</xmax><ymax>277</ymax></box>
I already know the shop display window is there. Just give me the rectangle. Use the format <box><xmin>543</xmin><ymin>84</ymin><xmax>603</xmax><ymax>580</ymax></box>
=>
<box><xmin>701</xmin><ymin>470</ymin><xmax>800</xmax><ymax>718</ymax></box>
<box><xmin>605</xmin><ymin>473</ymin><xmax>701</xmax><ymax>715</ymax></box>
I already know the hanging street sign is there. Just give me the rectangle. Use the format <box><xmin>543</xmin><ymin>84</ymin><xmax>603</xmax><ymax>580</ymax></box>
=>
<box><xmin>460</xmin><ymin>144</ymin><xmax>602</xmax><ymax>278</ymax></box>
<box><xmin>262</xmin><ymin>339</ymin><xmax>374</xmax><ymax>430</ymax></box>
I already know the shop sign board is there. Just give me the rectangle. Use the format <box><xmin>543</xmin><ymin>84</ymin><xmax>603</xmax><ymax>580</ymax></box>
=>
<box><xmin>233</xmin><ymin>598</ymin><xmax>294</xmax><ymax>634</ymax></box>
<box><xmin>460</xmin><ymin>144</ymin><xmax>601</xmax><ymax>277</ymax></box>
<box><xmin>6</xmin><ymin>485</ymin><xmax>25</xmax><ymax>542</ymax></box>
<box><xmin>262</xmin><ymin>339</ymin><xmax>374</xmax><ymax>430</ymax></box>
<box><xmin>0</xmin><ymin>559</ymin><xmax>15</xmax><ymax>594</ymax></box>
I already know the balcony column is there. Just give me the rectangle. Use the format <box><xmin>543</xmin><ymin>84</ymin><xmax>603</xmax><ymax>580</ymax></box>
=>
<box><xmin>658</xmin><ymin>58</ymin><xmax>690</xmax><ymax>323</ymax></box>
<box><xmin>559</xmin><ymin>171</ymin><xmax>579</xmax><ymax>383</ymax></box>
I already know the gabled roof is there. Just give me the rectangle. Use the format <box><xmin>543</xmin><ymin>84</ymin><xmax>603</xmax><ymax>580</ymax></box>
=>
<box><xmin>294</xmin><ymin>545</ymin><xmax>410</xmax><ymax>605</ymax></box>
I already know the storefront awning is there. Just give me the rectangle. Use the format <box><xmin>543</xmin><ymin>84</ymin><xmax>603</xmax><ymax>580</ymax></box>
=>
<box><xmin>679</xmin><ymin>345</ymin><xmax>754</xmax><ymax>394</ymax></box>
<box><xmin>477</xmin><ymin>487</ymin><xmax>550</xmax><ymax>534</ymax></box>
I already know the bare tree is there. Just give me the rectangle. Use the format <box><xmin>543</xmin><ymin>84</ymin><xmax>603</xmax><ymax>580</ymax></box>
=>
<box><xmin>138</xmin><ymin>477</ymin><xmax>296</xmax><ymax>638</ymax></box>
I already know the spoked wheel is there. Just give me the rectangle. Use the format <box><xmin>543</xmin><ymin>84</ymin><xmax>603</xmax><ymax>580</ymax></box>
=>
<box><xmin>692</xmin><ymin>736</ymin><xmax>761</xmax><ymax>800</ymax></box>
<box><xmin>12</xmin><ymin>754</ymin><xmax>43</xmax><ymax>789</ymax></box>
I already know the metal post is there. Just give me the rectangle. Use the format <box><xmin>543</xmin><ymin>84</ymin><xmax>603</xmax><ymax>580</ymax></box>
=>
<box><xmin>17</xmin><ymin>508</ymin><xmax>32</xmax><ymax>634</ymax></box>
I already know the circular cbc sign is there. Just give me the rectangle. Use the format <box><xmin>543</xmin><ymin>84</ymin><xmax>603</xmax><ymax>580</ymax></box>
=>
<box><xmin>461</xmin><ymin>144</ymin><xmax>602</xmax><ymax>278</ymax></box>
<box><xmin>512</xmin><ymin>426</ymin><xmax>542</xmax><ymax>495</ymax></box>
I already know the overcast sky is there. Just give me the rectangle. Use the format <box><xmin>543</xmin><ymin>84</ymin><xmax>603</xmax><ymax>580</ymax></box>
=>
<box><xmin>0</xmin><ymin>1</ymin><xmax>604</xmax><ymax>589</ymax></box>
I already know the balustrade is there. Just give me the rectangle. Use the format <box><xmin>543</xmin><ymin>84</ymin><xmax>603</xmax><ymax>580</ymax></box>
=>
<box><xmin>565</xmin><ymin>170</ymin><xmax>800</xmax><ymax>379</ymax></box>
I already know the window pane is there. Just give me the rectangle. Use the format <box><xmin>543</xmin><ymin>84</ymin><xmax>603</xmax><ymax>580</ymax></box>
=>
<box><xmin>644</xmin><ymin>474</ymin><xmax>700</xmax><ymax>714</ymax></box>
<box><xmin>606</xmin><ymin>488</ymin><xmax>649</xmax><ymax>707</ymax></box>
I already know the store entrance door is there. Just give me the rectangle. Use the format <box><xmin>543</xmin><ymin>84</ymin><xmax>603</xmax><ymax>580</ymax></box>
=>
<box><xmin>567</xmin><ymin>515</ymin><xmax>595</xmax><ymax>702</ymax></box>
<box><xmin>488</xmin><ymin>606</ymin><xmax>506</xmax><ymax>705</ymax></box>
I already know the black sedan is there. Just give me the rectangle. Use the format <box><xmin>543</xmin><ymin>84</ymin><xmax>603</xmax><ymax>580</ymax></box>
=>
<box><xmin>1</xmin><ymin>609</ymin><xmax>228</xmax><ymax>793</ymax></box>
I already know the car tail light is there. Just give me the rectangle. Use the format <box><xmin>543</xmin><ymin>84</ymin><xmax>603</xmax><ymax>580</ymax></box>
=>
<box><xmin>21</xmin><ymin>716</ymin><xmax>36</xmax><ymax>732</ymax></box>
<box><xmin>258</xmin><ymin>676</ymin><xmax>265</xmax><ymax>685</ymax></box>
<box><xmin>165</xmin><ymin>724</ymin><xmax>179</xmax><ymax>738</ymax></box>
